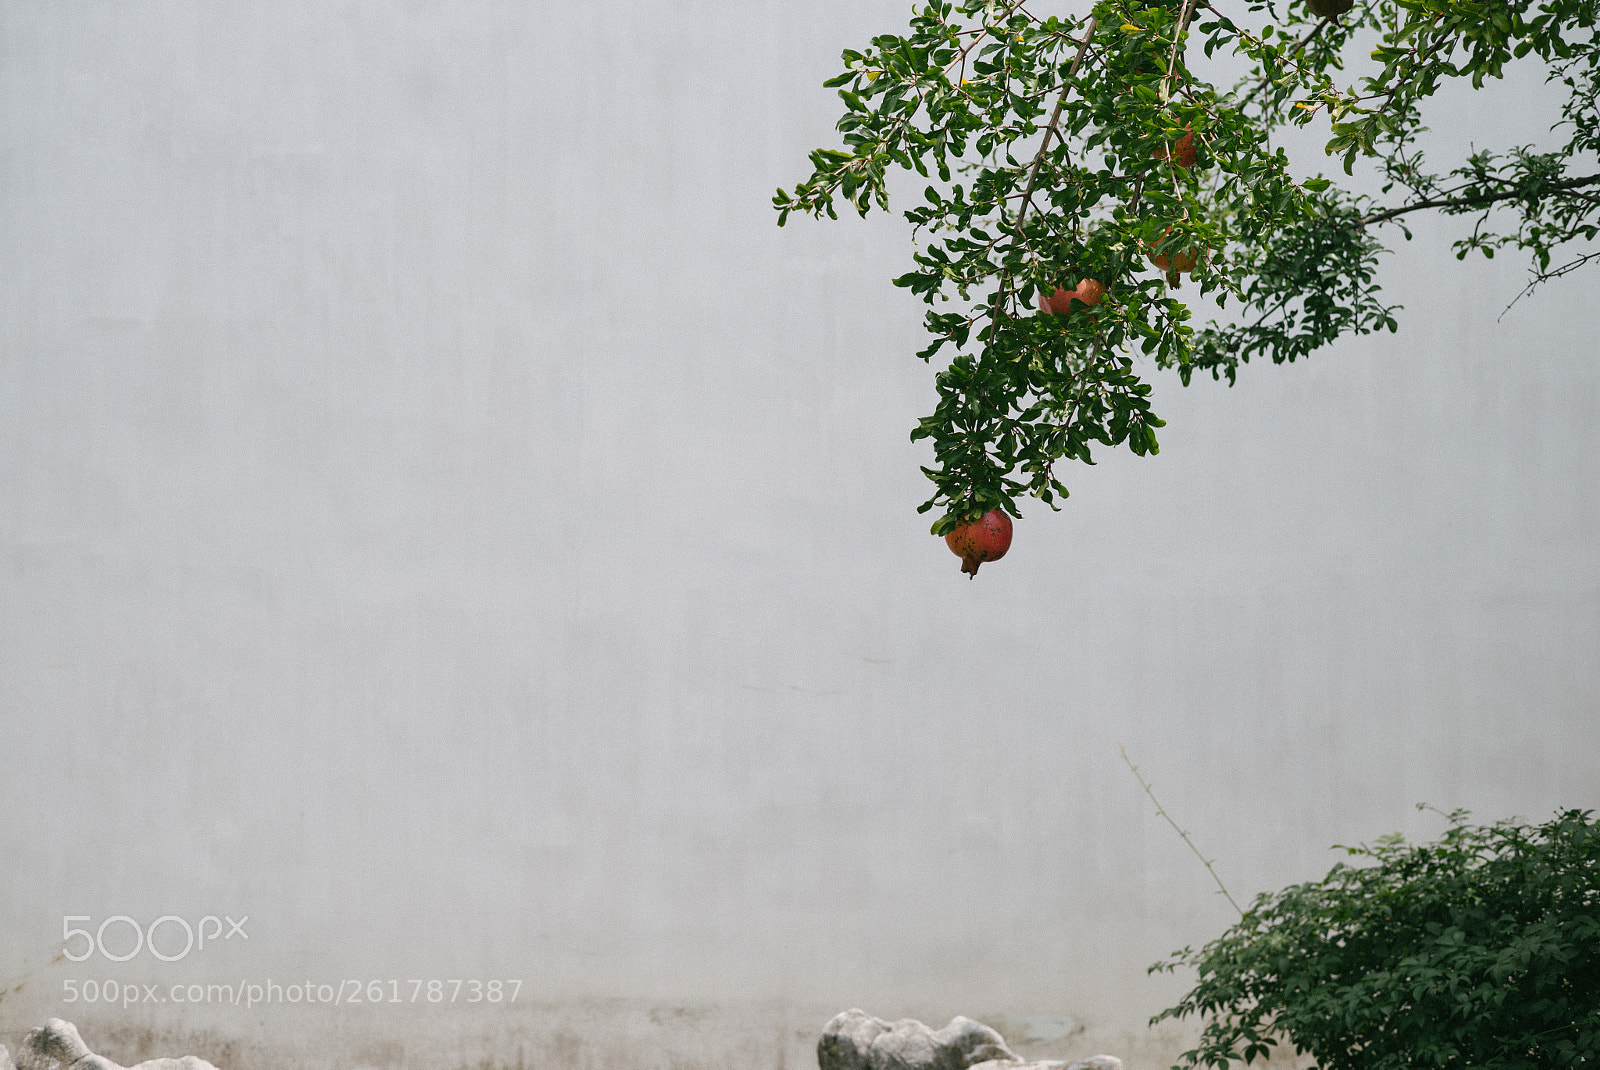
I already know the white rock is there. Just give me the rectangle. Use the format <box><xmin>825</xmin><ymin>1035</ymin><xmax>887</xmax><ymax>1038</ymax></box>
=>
<box><xmin>819</xmin><ymin>1009</ymin><xmax>1017</xmax><ymax>1070</ymax></box>
<box><xmin>17</xmin><ymin>1021</ymin><xmax>220</xmax><ymax>1070</ymax></box>
<box><xmin>818</xmin><ymin>1009</ymin><xmax>1121</xmax><ymax>1070</ymax></box>
<box><xmin>1064</xmin><ymin>1059</ymin><xmax>1124</xmax><ymax>1070</ymax></box>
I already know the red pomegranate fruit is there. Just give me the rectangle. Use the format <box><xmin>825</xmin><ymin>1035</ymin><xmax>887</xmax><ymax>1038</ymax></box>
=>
<box><xmin>944</xmin><ymin>509</ymin><xmax>1014</xmax><ymax>577</ymax></box>
<box><xmin>1147</xmin><ymin>227</ymin><xmax>1199</xmax><ymax>282</ymax></box>
<box><xmin>1154</xmin><ymin>129</ymin><xmax>1196</xmax><ymax>168</ymax></box>
<box><xmin>1148</xmin><ymin>245</ymin><xmax>1198</xmax><ymax>274</ymax></box>
<box><xmin>1038</xmin><ymin>278</ymin><xmax>1106</xmax><ymax>316</ymax></box>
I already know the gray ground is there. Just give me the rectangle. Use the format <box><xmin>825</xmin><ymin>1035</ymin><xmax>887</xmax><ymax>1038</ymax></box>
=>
<box><xmin>0</xmin><ymin>1000</ymin><xmax>1314</xmax><ymax>1070</ymax></box>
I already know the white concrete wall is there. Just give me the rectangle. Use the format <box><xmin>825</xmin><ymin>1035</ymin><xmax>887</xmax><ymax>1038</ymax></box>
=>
<box><xmin>2</xmin><ymin>0</ymin><xmax>1597</xmax><ymax>1065</ymax></box>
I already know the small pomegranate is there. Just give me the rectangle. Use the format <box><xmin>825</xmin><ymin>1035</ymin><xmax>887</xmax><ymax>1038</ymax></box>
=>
<box><xmin>1153</xmin><ymin>129</ymin><xmax>1196</xmax><ymax>168</ymax></box>
<box><xmin>1147</xmin><ymin>227</ymin><xmax>1199</xmax><ymax>282</ymax></box>
<box><xmin>1149</xmin><ymin>246</ymin><xmax>1198</xmax><ymax>274</ymax></box>
<box><xmin>944</xmin><ymin>509</ymin><xmax>1014</xmax><ymax>577</ymax></box>
<box><xmin>1038</xmin><ymin>278</ymin><xmax>1106</xmax><ymax>316</ymax></box>
<box><xmin>1307</xmin><ymin>0</ymin><xmax>1353</xmax><ymax>17</ymax></box>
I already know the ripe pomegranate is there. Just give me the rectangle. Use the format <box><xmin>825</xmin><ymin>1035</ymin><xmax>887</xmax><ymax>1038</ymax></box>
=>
<box><xmin>1147</xmin><ymin>227</ymin><xmax>1199</xmax><ymax>278</ymax></box>
<box><xmin>944</xmin><ymin>509</ymin><xmax>1014</xmax><ymax>577</ymax></box>
<box><xmin>1149</xmin><ymin>246</ymin><xmax>1198</xmax><ymax>273</ymax></box>
<box><xmin>1153</xmin><ymin>129</ymin><xmax>1196</xmax><ymax>168</ymax></box>
<box><xmin>1038</xmin><ymin>278</ymin><xmax>1106</xmax><ymax>316</ymax></box>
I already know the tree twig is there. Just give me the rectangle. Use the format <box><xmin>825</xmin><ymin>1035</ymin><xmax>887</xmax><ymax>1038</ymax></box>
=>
<box><xmin>1161</xmin><ymin>0</ymin><xmax>1200</xmax><ymax>103</ymax></box>
<box><xmin>1238</xmin><ymin>16</ymin><xmax>1330</xmax><ymax>111</ymax></box>
<box><xmin>1499</xmin><ymin>248</ymin><xmax>1600</xmax><ymax>319</ymax></box>
<box><xmin>1015</xmin><ymin>18</ymin><xmax>1100</xmax><ymax>232</ymax></box>
<box><xmin>1119</xmin><ymin>742</ymin><xmax>1245</xmax><ymax>918</ymax></box>
<box><xmin>1358</xmin><ymin>171</ymin><xmax>1600</xmax><ymax>226</ymax></box>
<box><xmin>982</xmin><ymin>17</ymin><xmax>1099</xmax><ymax>352</ymax></box>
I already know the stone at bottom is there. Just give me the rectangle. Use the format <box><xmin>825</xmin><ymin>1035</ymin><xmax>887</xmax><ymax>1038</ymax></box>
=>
<box><xmin>818</xmin><ymin>1009</ymin><xmax>1123</xmax><ymax>1070</ymax></box>
<box><xmin>15</xmin><ymin>1020</ymin><xmax>220</xmax><ymax>1070</ymax></box>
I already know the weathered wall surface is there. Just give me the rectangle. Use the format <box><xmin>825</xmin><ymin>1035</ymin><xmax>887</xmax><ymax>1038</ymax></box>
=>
<box><xmin>2</xmin><ymin>2</ymin><xmax>1597</xmax><ymax>1067</ymax></box>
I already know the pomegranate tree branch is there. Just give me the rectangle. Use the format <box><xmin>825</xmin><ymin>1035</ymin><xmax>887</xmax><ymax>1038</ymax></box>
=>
<box><xmin>1161</xmin><ymin>0</ymin><xmax>1200</xmax><ymax>103</ymax></box>
<box><xmin>1358</xmin><ymin>171</ymin><xmax>1600</xmax><ymax>226</ymax></box>
<box><xmin>1238</xmin><ymin>16</ymin><xmax>1329</xmax><ymax>110</ymax></box>
<box><xmin>1015</xmin><ymin>18</ymin><xmax>1099</xmax><ymax>232</ymax></box>
<box><xmin>1500</xmin><ymin>248</ymin><xmax>1600</xmax><ymax>318</ymax></box>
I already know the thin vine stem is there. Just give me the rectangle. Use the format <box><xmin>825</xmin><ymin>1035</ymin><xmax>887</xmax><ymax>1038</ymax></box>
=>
<box><xmin>1119</xmin><ymin>741</ymin><xmax>1246</xmax><ymax>918</ymax></box>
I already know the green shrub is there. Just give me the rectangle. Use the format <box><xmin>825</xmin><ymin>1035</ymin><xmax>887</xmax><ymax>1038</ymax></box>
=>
<box><xmin>1151</xmin><ymin>808</ymin><xmax>1600</xmax><ymax>1069</ymax></box>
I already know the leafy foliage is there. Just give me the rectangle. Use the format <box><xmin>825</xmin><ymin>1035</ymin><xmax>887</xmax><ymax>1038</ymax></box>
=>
<box><xmin>1150</xmin><ymin>808</ymin><xmax>1600</xmax><ymax>1069</ymax></box>
<box><xmin>776</xmin><ymin>0</ymin><xmax>1600</xmax><ymax>532</ymax></box>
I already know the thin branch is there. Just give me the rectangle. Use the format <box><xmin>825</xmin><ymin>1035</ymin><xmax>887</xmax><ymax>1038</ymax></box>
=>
<box><xmin>1015</xmin><ymin>18</ymin><xmax>1099</xmax><ymax>232</ymax></box>
<box><xmin>1119</xmin><ymin>742</ymin><xmax>1246</xmax><ymax>918</ymax></box>
<box><xmin>939</xmin><ymin>0</ymin><xmax>1037</xmax><ymax>85</ymax></box>
<box><xmin>1500</xmin><ymin>248</ymin><xmax>1600</xmax><ymax>319</ymax></box>
<box><xmin>1192</xmin><ymin>0</ymin><xmax>1337</xmax><ymax>112</ymax></box>
<box><xmin>1358</xmin><ymin>171</ymin><xmax>1600</xmax><ymax>226</ymax></box>
<box><xmin>1161</xmin><ymin>0</ymin><xmax>1201</xmax><ymax>103</ymax></box>
<box><xmin>800</xmin><ymin>1</ymin><xmax>1042</xmax><ymax>217</ymax></box>
<box><xmin>1238</xmin><ymin>16</ymin><xmax>1329</xmax><ymax>110</ymax></box>
<box><xmin>976</xmin><ymin>16</ymin><xmax>1098</xmax><ymax>347</ymax></box>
